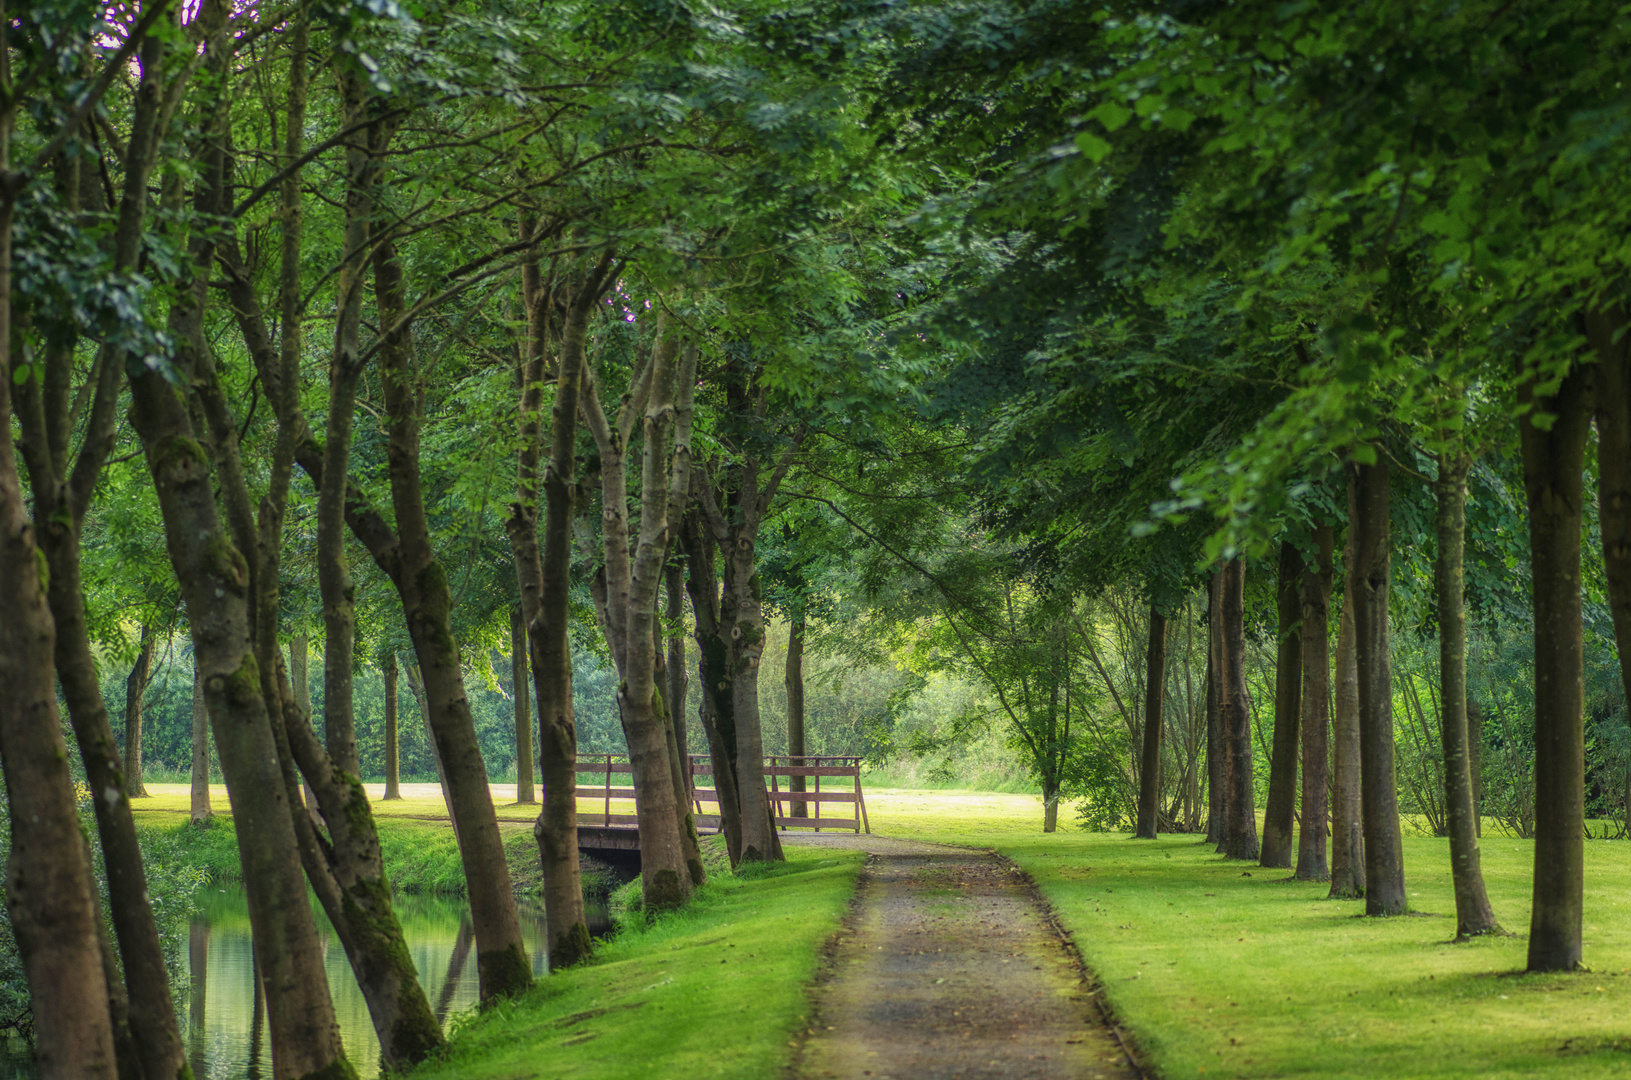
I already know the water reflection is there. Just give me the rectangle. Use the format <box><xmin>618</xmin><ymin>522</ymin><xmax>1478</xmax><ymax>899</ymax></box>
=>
<box><xmin>0</xmin><ymin>887</ymin><xmax>611</xmax><ymax>1080</ymax></box>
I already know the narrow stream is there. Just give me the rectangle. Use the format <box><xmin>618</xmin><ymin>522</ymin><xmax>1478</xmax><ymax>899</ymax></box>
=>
<box><xmin>0</xmin><ymin>884</ymin><xmax>618</xmax><ymax>1080</ymax></box>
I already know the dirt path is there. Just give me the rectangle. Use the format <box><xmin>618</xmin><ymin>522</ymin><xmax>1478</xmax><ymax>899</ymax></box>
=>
<box><xmin>787</xmin><ymin>837</ymin><xmax>1141</xmax><ymax>1080</ymax></box>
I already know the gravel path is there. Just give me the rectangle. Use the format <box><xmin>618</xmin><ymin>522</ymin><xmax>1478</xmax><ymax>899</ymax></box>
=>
<box><xmin>786</xmin><ymin>837</ymin><xmax>1141</xmax><ymax>1080</ymax></box>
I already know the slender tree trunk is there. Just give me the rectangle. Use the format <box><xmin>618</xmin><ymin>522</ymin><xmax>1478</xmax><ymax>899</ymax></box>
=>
<box><xmin>1520</xmin><ymin>358</ymin><xmax>1594</xmax><ymax>971</ymax></box>
<box><xmin>1043</xmin><ymin>781</ymin><xmax>1060</xmax><ymax>832</ymax></box>
<box><xmin>383</xmin><ymin>655</ymin><xmax>401</xmax><ymax>800</ymax></box>
<box><xmin>1329</xmin><ymin>545</ymin><xmax>1365</xmax><ymax>899</ymax></box>
<box><xmin>511</xmin><ymin>606</ymin><xmax>535</xmax><ymax>804</ymax></box>
<box><xmin>583</xmin><ymin>321</ymin><xmax>699</xmax><ymax>907</ymax></box>
<box><xmin>1435</xmin><ymin>451</ymin><xmax>1501</xmax><ymax>938</ymax></box>
<box><xmin>667</xmin><ymin>564</ymin><xmax>693</xmax><ymax>809</ymax></box>
<box><xmin>1469</xmin><ymin>700</ymin><xmax>1484</xmax><ymax>838</ymax></box>
<box><xmin>0</xmin><ymin>206</ymin><xmax>117</xmax><ymax>1079</ymax></box>
<box><xmin>1295</xmin><ymin>525</ymin><xmax>1334</xmax><ymax>881</ymax></box>
<box><xmin>290</xmin><ymin>635</ymin><xmax>319</xmax><ymax>818</ymax></box>
<box><xmin>124</xmin><ymin>625</ymin><xmax>156</xmax><ymax>797</ymax></box>
<box><xmin>528</xmin><ymin>282</ymin><xmax>595</xmax><ymax>968</ymax></box>
<box><xmin>191</xmin><ymin>665</ymin><xmax>213</xmax><ymax>825</ymax></box>
<box><xmin>787</xmin><ymin>614</ymin><xmax>807</xmax><ymax>817</ymax></box>
<box><xmin>680</xmin><ymin>511</ymin><xmax>744</xmax><ymax>864</ymax></box>
<box><xmin>131</xmin><ymin>373</ymin><xmax>351</xmax><ymax>1080</ymax></box>
<box><xmin>720</xmin><ymin>527</ymin><xmax>779</xmax><ymax>863</ymax></box>
<box><xmin>1206</xmin><ymin>570</ymin><xmax>1225</xmax><ymax>848</ymax></box>
<box><xmin>1220</xmin><ymin>558</ymin><xmax>1258</xmax><ymax>860</ymax></box>
<box><xmin>1350</xmin><ymin>456</ymin><xmax>1406</xmax><ymax>915</ymax></box>
<box><xmin>1261</xmin><ymin>542</ymin><xmax>1304</xmax><ymax>868</ymax></box>
<box><xmin>1136</xmin><ymin>607</ymin><xmax>1167</xmax><ymax>839</ymax></box>
<box><xmin>373</xmin><ymin>234</ymin><xmax>530</xmax><ymax>999</ymax></box>
<box><xmin>654</xmin><ymin>609</ymin><xmax>707</xmax><ymax>888</ymax></box>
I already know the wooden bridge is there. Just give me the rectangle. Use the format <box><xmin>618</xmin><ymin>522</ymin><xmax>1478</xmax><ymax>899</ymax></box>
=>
<box><xmin>574</xmin><ymin>754</ymin><xmax>869</xmax><ymax>864</ymax></box>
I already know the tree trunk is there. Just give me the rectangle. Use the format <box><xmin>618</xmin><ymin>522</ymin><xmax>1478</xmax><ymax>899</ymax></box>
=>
<box><xmin>1261</xmin><ymin>542</ymin><xmax>1304</xmax><ymax>868</ymax></box>
<box><xmin>667</xmin><ymin>564</ymin><xmax>693</xmax><ymax>809</ymax></box>
<box><xmin>526</xmin><ymin>270</ymin><xmax>603</xmax><ymax>969</ymax></box>
<box><xmin>654</xmin><ymin>610</ymin><xmax>707</xmax><ymax>888</ymax></box>
<box><xmin>191</xmin><ymin>665</ymin><xmax>213</xmax><ymax>825</ymax></box>
<box><xmin>1435</xmin><ymin>451</ymin><xmax>1501</xmax><ymax>938</ymax></box>
<box><xmin>1328</xmin><ymin>541</ymin><xmax>1365</xmax><ymax>900</ymax></box>
<box><xmin>272</xmin><ymin>656</ymin><xmax>444</xmax><ymax>1070</ymax></box>
<box><xmin>511</xmin><ymin>606</ymin><xmax>535</xmax><ymax>804</ymax></box>
<box><xmin>1206</xmin><ymin>569</ymin><xmax>1224</xmax><ymax>849</ymax></box>
<box><xmin>40</xmin><ymin>528</ymin><xmax>182</xmax><ymax>1080</ymax></box>
<box><xmin>1220</xmin><ymin>558</ymin><xmax>1258</xmax><ymax>860</ymax></box>
<box><xmin>0</xmin><ymin>208</ymin><xmax>117</xmax><ymax>1079</ymax></box>
<box><xmin>1520</xmin><ymin>357</ymin><xmax>1594</xmax><ymax>971</ymax></box>
<box><xmin>130</xmin><ymin>370</ymin><xmax>351</xmax><ymax>1080</ymax></box>
<box><xmin>1295</xmin><ymin>525</ymin><xmax>1334</xmax><ymax>882</ymax></box>
<box><xmin>1043</xmin><ymin>781</ymin><xmax>1060</xmax><ymax>833</ymax></box>
<box><xmin>580</xmin><ymin>319</ymin><xmax>699</xmax><ymax>909</ymax></box>
<box><xmin>1469</xmin><ymin>700</ymin><xmax>1484</xmax><ymax>838</ymax></box>
<box><xmin>724</xmin><ymin>542</ymin><xmax>778</xmax><ymax>863</ymax></box>
<box><xmin>1135</xmin><ymin>607</ymin><xmax>1167</xmax><ymax>839</ymax></box>
<box><xmin>124</xmin><ymin>625</ymin><xmax>156</xmax><ymax>798</ymax></box>
<box><xmin>383</xmin><ymin>654</ymin><xmax>401</xmax><ymax>800</ymax></box>
<box><xmin>787</xmin><ymin>614</ymin><xmax>807</xmax><ymax>817</ymax></box>
<box><xmin>680</xmin><ymin>510</ymin><xmax>744</xmax><ymax>864</ymax></box>
<box><xmin>374</xmin><ymin>233</ymin><xmax>530</xmax><ymax>1000</ymax></box>
<box><xmin>290</xmin><ymin>636</ymin><xmax>319</xmax><ymax>819</ymax></box>
<box><xmin>1350</xmin><ymin>456</ymin><xmax>1406</xmax><ymax>916</ymax></box>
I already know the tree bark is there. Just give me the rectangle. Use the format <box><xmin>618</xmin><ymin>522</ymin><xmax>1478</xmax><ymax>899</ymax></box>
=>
<box><xmin>654</xmin><ymin>603</ymin><xmax>707</xmax><ymax>888</ymax></box>
<box><xmin>667</xmin><ymin>563</ymin><xmax>694</xmax><ymax>809</ymax></box>
<box><xmin>1520</xmin><ymin>357</ymin><xmax>1594</xmax><ymax>971</ymax></box>
<box><xmin>123</xmin><ymin>626</ymin><xmax>157</xmax><ymax>798</ymax></box>
<box><xmin>511</xmin><ymin>605</ymin><xmax>535</xmax><ymax>804</ymax></box>
<box><xmin>1135</xmin><ymin>607</ymin><xmax>1167</xmax><ymax>839</ymax></box>
<box><xmin>1295</xmin><ymin>525</ymin><xmax>1334</xmax><ymax>882</ymax></box>
<box><xmin>290</xmin><ymin>635</ymin><xmax>319</xmax><ymax>820</ymax></box>
<box><xmin>1206</xmin><ymin>569</ymin><xmax>1225</xmax><ymax>849</ymax></box>
<box><xmin>1350</xmin><ymin>456</ymin><xmax>1406</xmax><ymax>916</ymax></box>
<box><xmin>191</xmin><ymin>665</ymin><xmax>213</xmax><ymax>825</ymax></box>
<box><xmin>1435</xmin><ymin>451</ymin><xmax>1501</xmax><ymax>938</ymax></box>
<box><xmin>787</xmin><ymin>614</ymin><xmax>807</xmax><ymax>817</ymax></box>
<box><xmin>1260</xmin><ymin>542</ymin><xmax>1304</xmax><ymax>868</ymax></box>
<box><xmin>1220</xmin><ymin>558</ymin><xmax>1258</xmax><ymax>860</ymax></box>
<box><xmin>680</xmin><ymin>510</ymin><xmax>744</xmax><ymax>864</ymax></box>
<box><xmin>383</xmin><ymin>654</ymin><xmax>402</xmax><ymax>799</ymax></box>
<box><xmin>374</xmin><ymin>232</ymin><xmax>531</xmax><ymax>999</ymax></box>
<box><xmin>131</xmin><ymin>338</ymin><xmax>352</xmax><ymax>1080</ymax></box>
<box><xmin>580</xmin><ymin>316</ymin><xmax>699</xmax><ymax>908</ymax></box>
<box><xmin>0</xmin><ymin>194</ymin><xmax>119</xmax><ymax>1080</ymax></box>
<box><xmin>526</xmin><ymin>270</ymin><xmax>603</xmax><ymax>967</ymax></box>
<box><xmin>1328</xmin><ymin>538</ymin><xmax>1365</xmax><ymax>900</ymax></box>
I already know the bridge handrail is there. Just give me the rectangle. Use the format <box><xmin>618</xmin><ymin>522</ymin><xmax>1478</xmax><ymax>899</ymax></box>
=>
<box><xmin>565</xmin><ymin>753</ymin><xmax>869</xmax><ymax>834</ymax></box>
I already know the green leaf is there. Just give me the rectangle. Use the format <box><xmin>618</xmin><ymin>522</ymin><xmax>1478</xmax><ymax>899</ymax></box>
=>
<box><xmin>1074</xmin><ymin>132</ymin><xmax>1113</xmax><ymax>163</ymax></box>
<box><xmin>1089</xmin><ymin>101</ymin><xmax>1133</xmax><ymax>133</ymax></box>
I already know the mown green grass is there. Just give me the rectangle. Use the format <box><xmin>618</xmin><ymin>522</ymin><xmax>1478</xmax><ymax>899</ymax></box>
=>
<box><xmin>882</xmin><ymin>793</ymin><xmax>1631</xmax><ymax>1079</ymax></box>
<box><xmin>407</xmin><ymin>843</ymin><xmax>863</xmax><ymax>1080</ymax></box>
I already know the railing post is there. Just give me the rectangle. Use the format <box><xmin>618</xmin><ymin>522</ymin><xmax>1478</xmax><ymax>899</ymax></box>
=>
<box><xmin>604</xmin><ymin>753</ymin><xmax>612</xmax><ymax>827</ymax></box>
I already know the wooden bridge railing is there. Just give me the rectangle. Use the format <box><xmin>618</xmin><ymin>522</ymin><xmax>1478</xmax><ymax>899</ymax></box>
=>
<box><xmin>570</xmin><ymin>754</ymin><xmax>869</xmax><ymax>834</ymax></box>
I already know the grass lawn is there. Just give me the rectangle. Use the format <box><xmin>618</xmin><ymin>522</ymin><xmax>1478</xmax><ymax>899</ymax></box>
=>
<box><xmin>878</xmin><ymin>790</ymin><xmax>1631</xmax><ymax>1079</ymax></box>
<box><xmin>138</xmin><ymin>780</ymin><xmax>1631</xmax><ymax>1077</ymax></box>
<box><xmin>408</xmin><ymin>842</ymin><xmax>863</xmax><ymax>1080</ymax></box>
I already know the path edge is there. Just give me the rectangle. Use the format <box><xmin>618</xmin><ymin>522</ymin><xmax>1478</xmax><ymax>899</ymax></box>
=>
<box><xmin>991</xmin><ymin>849</ymin><xmax>1156</xmax><ymax>1080</ymax></box>
<box><xmin>783</xmin><ymin>851</ymin><xmax>878</xmax><ymax>1080</ymax></box>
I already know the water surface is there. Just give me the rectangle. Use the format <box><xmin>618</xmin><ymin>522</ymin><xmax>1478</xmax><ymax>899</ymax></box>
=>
<box><xmin>0</xmin><ymin>886</ymin><xmax>611</xmax><ymax>1079</ymax></box>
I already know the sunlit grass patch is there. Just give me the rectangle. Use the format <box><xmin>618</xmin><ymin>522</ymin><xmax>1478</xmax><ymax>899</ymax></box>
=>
<box><xmin>407</xmin><ymin>842</ymin><xmax>863</xmax><ymax>1080</ymax></box>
